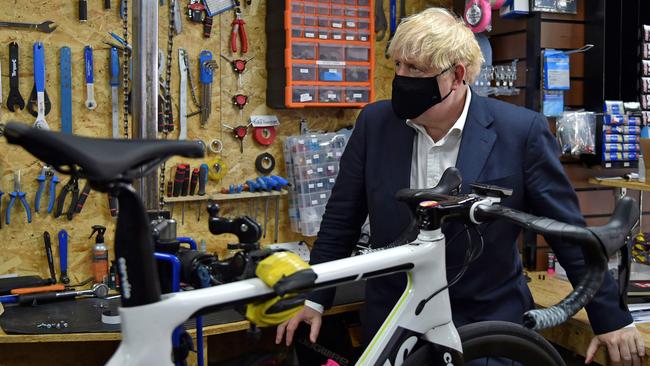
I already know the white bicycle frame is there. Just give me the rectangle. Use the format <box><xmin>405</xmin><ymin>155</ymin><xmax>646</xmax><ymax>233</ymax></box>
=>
<box><xmin>107</xmin><ymin>227</ymin><xmax>461</xmax><ymax>366</ymax></box>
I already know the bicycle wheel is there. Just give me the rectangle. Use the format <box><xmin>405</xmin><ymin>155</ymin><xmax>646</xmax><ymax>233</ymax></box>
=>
<box><xmin>458</xmin><ymin>320</ymin><xmax>566</xmax><ymax>366</ymax></box>
<box><xmin>401</xmin><ymin>320</ymin><xmax>566</xmax><ymax>366</ymax></box>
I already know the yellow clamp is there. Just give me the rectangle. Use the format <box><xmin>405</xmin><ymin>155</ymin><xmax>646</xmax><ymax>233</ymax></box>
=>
<box><xmin>245</xmin><ymin>251</ymin><xmax>312</xmax><ymax>327</ymax></box>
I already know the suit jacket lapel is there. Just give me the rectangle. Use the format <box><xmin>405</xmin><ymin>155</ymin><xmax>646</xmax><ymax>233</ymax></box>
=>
<box><xmin>456</xmin><ymin>94</ymin><xmax>496</xmax><ymax>191</ymax></box>
<box><xmin>386</xmin><ymin>116</ymin><xmax>415</xmax><ymax>194</ymax></box>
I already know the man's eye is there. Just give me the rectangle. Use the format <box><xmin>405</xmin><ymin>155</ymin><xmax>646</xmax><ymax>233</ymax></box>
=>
<box><xmin>409</xmin><ymin>66</ymin><xmax>422</xmax><ymax>73</ymax></box>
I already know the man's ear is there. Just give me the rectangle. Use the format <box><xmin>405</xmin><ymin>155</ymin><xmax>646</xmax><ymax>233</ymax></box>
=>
<box><xmin>452</xmin><ymin>64</ymin><xmax>467</xmax><ymax>90</ymax></box>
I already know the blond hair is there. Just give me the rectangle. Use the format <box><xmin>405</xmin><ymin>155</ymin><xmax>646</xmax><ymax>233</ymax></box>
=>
<box><xmin>387</xmin><ymin>7</ymin><xmax>484</xmax><ymax>83</ymax></box>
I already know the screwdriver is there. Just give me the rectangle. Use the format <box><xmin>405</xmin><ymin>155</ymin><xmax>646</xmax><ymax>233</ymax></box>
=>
<box><xmin>197</xmin><ymin>164</ymin><xmax>208</xmax><ymax>221</ymax></box>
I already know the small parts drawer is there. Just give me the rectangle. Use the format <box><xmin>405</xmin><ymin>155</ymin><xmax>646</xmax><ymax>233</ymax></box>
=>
<box><xmin>293</xmin><ymin>64</ymin><xmax>317</xmax><ymax>81</ymax></box>
<box><xmin>292</xmin><ymin>42</ymin><xmax>317</xmax><ymax>60</ymax></box>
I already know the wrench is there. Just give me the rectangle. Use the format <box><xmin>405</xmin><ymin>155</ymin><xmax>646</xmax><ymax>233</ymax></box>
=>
<box><xmin>0</xmin><ymin>20</ymin><xmax>57</xmax><ymax>33</ymax></box>
<box><xmin>84</xmin><ymin>46</ymin><xmax>97</xmax><ymax>110</ymax></box>
<box><xmin>178</xmin><ymin>49</ymin><xmax>188</xmax><ymax>140</ymax></box>
<box><xmin>6</xmin><ymin>42</ymin><xmax>24</xmax><ymax>112</ymax></box>
<box><xmin>33</xmin><ymin>42</ymin><xmax>49</xmax><ymax>130</ymax></box>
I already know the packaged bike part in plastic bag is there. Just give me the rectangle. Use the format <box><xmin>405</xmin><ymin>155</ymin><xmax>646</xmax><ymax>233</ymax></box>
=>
<box><xmin>555</xmin><ymin>111</ymin><xmax>596</xmax><ymax>157</ymax></box>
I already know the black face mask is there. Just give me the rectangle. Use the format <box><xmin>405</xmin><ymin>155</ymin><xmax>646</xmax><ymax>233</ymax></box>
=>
<box><xmin>391</xmin><ymin>67</ymin><xmax>454</xmax><ymax>120</ymax></box>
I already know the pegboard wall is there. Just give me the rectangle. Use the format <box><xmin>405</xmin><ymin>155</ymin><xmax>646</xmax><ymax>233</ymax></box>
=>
<box><xmin>0</xmin><ymin>0</ymin><xmax>448</xmax><ymax>283</ymax></box>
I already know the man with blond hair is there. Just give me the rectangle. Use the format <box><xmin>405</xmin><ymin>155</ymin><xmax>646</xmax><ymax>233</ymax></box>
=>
<box><xmin>277</xmin><ymin>7</ymin><xmax>643</xmax><ymax>365</ymax></box>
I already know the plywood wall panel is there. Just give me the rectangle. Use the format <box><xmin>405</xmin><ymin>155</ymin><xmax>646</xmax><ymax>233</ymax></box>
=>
<box><xmin>0</xmin><ymin>0</ymin><xmax>450</xmax><ymax>279</ymax></box>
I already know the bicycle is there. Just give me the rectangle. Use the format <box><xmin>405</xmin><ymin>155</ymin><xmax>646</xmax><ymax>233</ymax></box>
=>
<box><xmin>4</xmin><ymin>122</ymin><xmax>638</xmax><ymax>366</ymax></box>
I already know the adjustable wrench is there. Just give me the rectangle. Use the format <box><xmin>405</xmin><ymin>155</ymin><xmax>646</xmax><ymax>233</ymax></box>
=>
<box><xmin>6</xmin><ymin>42</ymin><xmax>25</xmax><ymax>112</ymax></box>
<box><xmin>84</xmin><ymin>46</ymin><xmax>97</xmax><ymax>110</ymax></box>
<box><xmin>178</xmin><ymin>49</ymin><xmax>188</xmax><ymax>140</ymax></box>
<box><xmin>33</xmin><ymin>42</ymin><xmax>49</xmax><ymax>130</ymax></box>
<box><xmin>110</xmin><ymin>47</ymin><xmax>120</xmax><ymax>138</ymax></box>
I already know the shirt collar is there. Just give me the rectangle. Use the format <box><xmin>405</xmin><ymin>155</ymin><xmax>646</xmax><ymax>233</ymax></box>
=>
<box><xmin>406</xmin><ymin>88</ymin><xmax>472</xmax><ymax>139</ymax></box>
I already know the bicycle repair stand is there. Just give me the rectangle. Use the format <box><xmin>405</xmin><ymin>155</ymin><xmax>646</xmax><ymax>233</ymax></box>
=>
<box><xmin>150</xmin><ymin>209</ymin><xmax>205</xmax><ymax>366</ymax></box>
<box><xmin>154</xmin><ymin>236</ymin><xmax>205</xmax><ymax>366</ymax></box>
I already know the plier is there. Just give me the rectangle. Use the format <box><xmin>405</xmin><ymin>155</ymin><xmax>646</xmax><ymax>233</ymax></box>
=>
<box><xmin>231</xmin><ymin>5</ymin><xmax>248</xmax><ymax>54</ymax></box>
<box><xmin>6</xmin><ymin>170</ymin><xmax>32</xmax><ymax>225</ymax></box>
<box><xmin>35</xmin><ymin>165</ymin><xmax>60</xmax><ymax>214</ymax></box>
<box><xmin>55</xmin><ymin>176</ymin><xmax>79</xmax><ymax>220</ymax></box>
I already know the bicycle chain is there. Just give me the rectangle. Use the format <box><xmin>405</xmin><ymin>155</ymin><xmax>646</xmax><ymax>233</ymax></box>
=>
<box><xmin>158</xmin><ymin>0</ymin><xmax>175</xmax><ymax>214</ymax></box>
<box><xmin>122</xmin><ymin>0</ymin><xmax>129</xmax><ymax>138</ymax></box>
<box><xmin>184</xmin><ymin>52</ymin><xmax>202</xmax><ymax>109</ymax></box>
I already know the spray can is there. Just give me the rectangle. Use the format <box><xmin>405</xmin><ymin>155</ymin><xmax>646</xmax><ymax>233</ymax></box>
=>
<box><xmin>547</xmin><ymin>252</ymin><xmax>556</xmax><ymax>275</ymax></box>
<box><xmin>90</xmin><ymin>225</ymin><xmax>108</xmax><ymax>284</ymax></box>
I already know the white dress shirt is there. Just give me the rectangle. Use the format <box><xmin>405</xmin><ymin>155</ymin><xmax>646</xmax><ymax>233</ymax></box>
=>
<box><xmin>304</xmin><ymin>90</ymin><xmax>472</xmax><ymax>314</ymax></box>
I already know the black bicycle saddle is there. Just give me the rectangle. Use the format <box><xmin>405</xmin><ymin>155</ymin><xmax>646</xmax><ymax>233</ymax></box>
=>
<box><xmin>395</xmin><ymin>167</ymin><xmax>463</xmax><ymax>211</ymax></box>
<box><xmin>4</xmin><ymin>122</ymin><xmax>204</xmax><ymax>187</ymax></box>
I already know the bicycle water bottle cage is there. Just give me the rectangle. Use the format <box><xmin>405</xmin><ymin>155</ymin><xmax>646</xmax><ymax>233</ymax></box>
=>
<box><xmin>208</xmin><ymin>204</ymin><xmax>262</xmax><ymax>244</ymax></box>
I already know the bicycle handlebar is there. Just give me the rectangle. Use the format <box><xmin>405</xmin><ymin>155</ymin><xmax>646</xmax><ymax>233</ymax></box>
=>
<box><xmin>473</xmin><ymin>196</ymin><xmax>638</xmax><ymax>330</ymax></box>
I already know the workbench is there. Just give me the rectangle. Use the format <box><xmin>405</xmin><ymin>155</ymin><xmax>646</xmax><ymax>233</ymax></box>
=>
<box><xmin>529</xmin><ymin>271</ymin><xmax>650</xmax><ymax>365</ymax></box>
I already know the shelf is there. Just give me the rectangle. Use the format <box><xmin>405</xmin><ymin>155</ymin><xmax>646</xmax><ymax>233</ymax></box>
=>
<box><xmin>164</xmin><ymin>190</ymin><xmax>288</xmax><ymax>203</ymax></box>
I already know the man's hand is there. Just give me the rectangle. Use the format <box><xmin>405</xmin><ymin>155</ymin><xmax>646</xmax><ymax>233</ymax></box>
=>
<box><xmin>275</xmin><ymin>305</ymin><xmax>322</xmax><ymax>346</ymax></box>
<box><xmin>585</xmin><ymin>326</ymin><xmax>645</xmax><ymax>365</ymax></box>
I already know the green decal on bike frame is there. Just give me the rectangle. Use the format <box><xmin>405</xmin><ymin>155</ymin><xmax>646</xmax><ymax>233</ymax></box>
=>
<box><xmin>356</xmin><ymin>272</ymin><xmax>413</xmax><ymax>364</ymax></box>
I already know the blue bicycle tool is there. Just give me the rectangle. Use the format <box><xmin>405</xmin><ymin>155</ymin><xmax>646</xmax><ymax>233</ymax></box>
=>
<box><xmin>60</xmin><ymin>46</ymin><xmax>72</xmax><ymax>134</ymax></box>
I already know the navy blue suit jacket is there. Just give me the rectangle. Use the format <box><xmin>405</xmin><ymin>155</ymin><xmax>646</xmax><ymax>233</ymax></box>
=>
<box><xmin>308</xmin><ymin>93</ymin><xmax>632</xmax><ymax>342</ymax></box>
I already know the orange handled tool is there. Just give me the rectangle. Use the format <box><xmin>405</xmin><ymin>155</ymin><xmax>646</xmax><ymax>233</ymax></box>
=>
<box><xmin>11</xmin><ymin>284</ymin><xmax>65</xmax><ymax>295</ymax></box>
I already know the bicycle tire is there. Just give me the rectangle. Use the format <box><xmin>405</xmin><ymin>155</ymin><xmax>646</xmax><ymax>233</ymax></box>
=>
<box><xmin>459</xmin><ymin>320</ymin><xmax>566</xmax><ymax>366</ymax></box>
<box><xmin>401</xmin><ymin>320</ymin><xmax>566</xmax><ymax>366</ymax></box>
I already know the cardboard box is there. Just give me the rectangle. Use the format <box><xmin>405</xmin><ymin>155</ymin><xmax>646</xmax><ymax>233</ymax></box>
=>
<box><xmin>640</xmin><ymin>138</ymin><xmax>650</xmax><ymax>179</ymax></box>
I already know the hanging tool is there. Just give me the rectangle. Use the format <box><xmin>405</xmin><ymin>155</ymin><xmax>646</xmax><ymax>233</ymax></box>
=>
<box><xmin>220</xmin><ymin>55</ymin><xmax>254</xmax><ymax>88</ymax></box>
<box><xmin>222</xmin><ymin>123</ymin><xmax>249</xmax><ymax>153</ymax></box>
<box><xmin>188</xmin><ymin>1</ymin><xmax>206</xmax><ymax>23</ymax></box>
<box><xmin>182</xmin><ymin>51</ymin><xmax>202</xmax><ymax>116</ymax></box>
<box><xmin>74</xmin><ymin>182</ymin><xmax>92</xmax><ymax>214</ymax></box>
<box><xmin>60</xmin><ymin>47</ymin><xmax>73</xmax><ymax>134</ymax></box>
<box><xmin>110</xmin><ymin>47</ymin><xmax>120</xmax><ymax>138</ymax></box>
<box><xmin>58</xmin><ymin>230</ymin><xmax>69</xmax><ymax>285</ymax></box>
<box><xmin>199</xmin><ymin>51</ymin><xmax>216</xmax><ymax>128</ymax></box>
<box><xmin>231</xmin><ymin>1</ymin><xmax>248</xmax><ymax>54</ymax></box>
<box><xmin>108</xmin><ymin>195</ymin><xmax>118</xmax><ymax>217</ymax></box>
<box><xmin>385</xmin><ymin>0</ymin><xmax>397</xmax><ymax>57</ymax></box>
<box><xmin>232</xmin><ymin>93</ymin><xmax>249</xmax><ymax>121</ymax></box>
<box><xmin>79</xmin><ymin>0</ymin><xmax>88</xmax><ymax>21</ymax></box>
<box><xmin>32</xmin><ymin>42</ymin><xmax>50</xmax><ymax>130</ymax></box>
<box><xmin>6</xmin><ymin>42</ymin><xmax>25</xmax><ymax>112</ymax></box>
<box><xmin>0</xmin><ymin>54</ymin><xmax>3</xmax><ymax>119</ymax></box>
<box><xmin>181</xmin><ymin>164</ymin><xmax>191</xmax><ymax>225</ymax></box>
<box><xmin>190</xmin><ymin>167</ymin><xmax>199</xmax><ymax>221</ymax></box>
<box><xmin>84</xmin><ymin>46</ymin><xmax>97</xmax><ymax>110</ymax></box>
<box><xmin>203</xmin><ymin>16</ymin><xmax>214</xmax><ymax>38</ymax></box>
<box><xmin>55</xmin><ymin>176</ymin><xmax>79</xmax><ymax>220</ymax></box>
<box><xmin>18</xmin><ymin>283</ymin><xmax>109</xmax><ymax>306</ymax></box>
<box><xmin>166</xmin><ymin>180</ymin><xmax>174</xmax><ymax>217</ymax></box>
<box><xmin>178</xmin><ymin>49</ymin><xmax>188</xmax><ymax>140</ymax></box>
<box><xmin>197</xmin><ymin>164</ymin><xmax>208</xmax><ymax>221</ymax></box>
<box><xmin>375</xmin><ymin>0</ymin><xmax>388</xmax><ymax>41</ymax></box>
<box><xmin>6</xmin><ymin>171</ymin><xmax>32</xmax><ymax>225</ymax></box>
<box><xmin>157</xmin><ymin>50</ymin><xmax>173</xmax><ymax>133</ymax></box>
<box><xmin>173</xmin><ymin>0</ymin><xmax>183</xmax><ymax>34</ymax></box>
<box><xmin>43</xmin><ymin>232</ymin><xmax>57</xmax><ymax>284</ymax></box>
<box><xmin>0</xmin><ymin>190</ymin><xmax>3</xmax><ymax>229</ymax></box>
<box><xmin>34</xmin><ymin>166</ymin><xmax>59</xmax><ymax>214</ymax></box>
<box><xmin>0</xmin><ymin>20</ymin><xmax>57</xmax><ymax>33</ymax></box>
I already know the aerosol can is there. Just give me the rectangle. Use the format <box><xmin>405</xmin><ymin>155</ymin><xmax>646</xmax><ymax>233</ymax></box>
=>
<box><xmin>90</xmin><ymin>225</ymin><xmax>108</xmax><ymax>284</ymax></box>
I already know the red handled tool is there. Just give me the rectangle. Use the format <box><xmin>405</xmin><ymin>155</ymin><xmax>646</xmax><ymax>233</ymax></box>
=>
<box><xmin>189</xmin><ymin>168</ymin><xmax>199</xmax><ymax>195</ymax></box>
<box><xmin>221</xmin><ymin>55</ymin><xmax>254</xmax><ymax>87</ymax></box>
<box><xmin>230</xmin><ymin>1</ymin><xmax>248</xmax><ymax>54</ymax></box>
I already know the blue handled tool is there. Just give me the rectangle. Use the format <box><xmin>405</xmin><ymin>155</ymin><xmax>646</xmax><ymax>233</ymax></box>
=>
<box><xmin>84</xmin><ymin>46</ymin><xmax>97</xmax><ymax>110</ymax></box>
<box><xmin>60</xmin><ymin>47</ymin><xmax>72</xmax><ymax>134</ymax></box>
<box><xmin>33</xmin><ymin>42</ymin><xmax>49</xmax><ymax>130</ymax></box>
<box><xmin>6</xmin><ymin>170</ymin><xmax>32</xmax><ymax>225</ymax></box>
<box><xmin>270</xmin><ymin>175</ymin><xmax>290</xmax><ymax>187</ymax></box>
<box><xmin>261</xmin><ymin>176</ymin><xmax>281</xmax><ymax>191</ymax></box>
<box><xmin>58</xmin><ymin>230</ymin><xmax>69</xmax><ymax>284</ymax></box>
<box><xmin>34</xmin><ymin>165</ymin><xmax>59</xmax><ymax>213</ymax></box>
<box><xmin>110</xmin><ymin>47</ymin><xmax>120</xmax><ymax>138</ymax></box>
<box><xmin>199</xmin><ymin>50</ymin><xmax>215</xmax><ymax>127</ymax></box>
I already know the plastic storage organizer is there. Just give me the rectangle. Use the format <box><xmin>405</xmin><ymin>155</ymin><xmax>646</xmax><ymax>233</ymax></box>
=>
<box><xmin>267</xmin><ymin>0</ymin><xmax>375</xmax><ymax>108</ymax></box>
